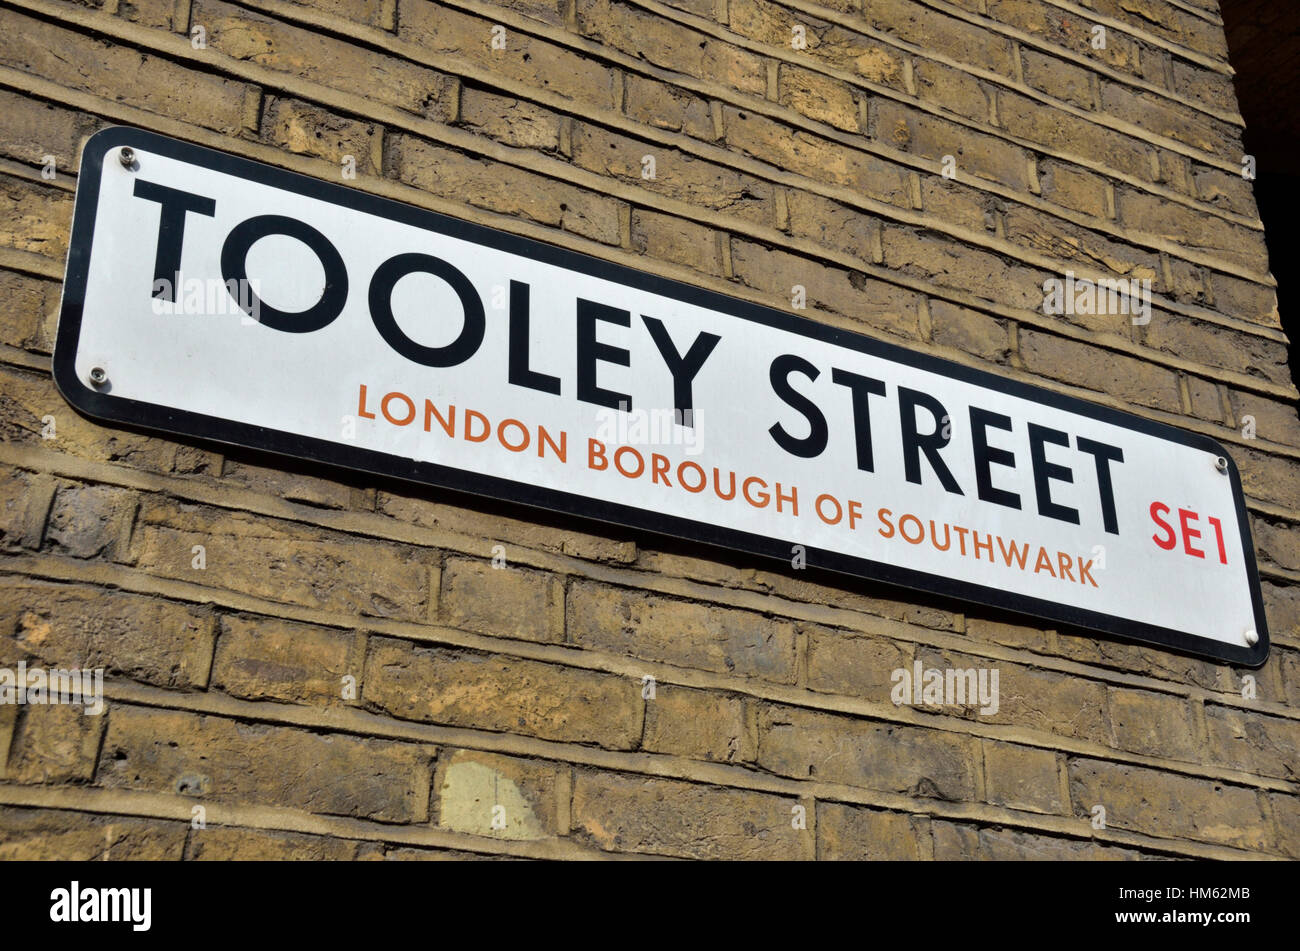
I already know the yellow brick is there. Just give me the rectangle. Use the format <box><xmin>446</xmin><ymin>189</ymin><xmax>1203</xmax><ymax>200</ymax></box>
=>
<box><xmin>0</xmin><ymin>807</ymin><xmax>186</xmax><ymax>860</ymax></box>
<box><xmin>211</xmin><ymin>614</ymin><xmax>358</xmax><ymax>705</ymax></box>
<box><xmin>99</xmin><ymin>705</ymin><xmax>435</xmax><ymax>822</ymax></box>
<box><xmin>388</xmin><ymin>133</ymin><xmax>622</xmax><ymax>245</ymax></box>
<box><xmin>641</xmin><ymin>685</ymin><xmax>751</xmax><ymax>763</ymax></box>
<box><xmin>817</xmin><ymin>803</ymin><xmax>927</xmax><ymax>859</ymax></box>
<box><xmin>866</xmin><ymin>0</ymin><xmax>1017</xmax><ymax>77</ymax></box>
<box><xmin>756</xmin><ymin>703</ymin><xmax>981</xmax><ymax>800</ymax></box>
<box><xmin>8</xmin><ymin>703</ymin><xmax>106</xmax><ymax>783</ymax></box>
<box><xmin>0</xmin><ymin>177</ymin><xmax>73</xmax><ymax>261</ymax></box>
<box><xmin>568</xmin><ymin>579</ymin><xmax>798</xmax><ymax>683</ymax></box>
<box><xmin>0</xmin><ymin>8</ymin><xmax>253</xmax><ymax>134</ymax></box>
<box><xmin>399</xmin><ymin>0</ymin><xmax>618</xmax><ymax>111</ymax></box>
<box><xmin>576</xmin><ymin>0</ymin><xmax>768</xmax><ymax>98</ymax></box>
<box><xmin>186</xmin><ymin>826</ymin><xmax>362</xmax><ymax>859</ymax></box>
<box><xmin>364</xmin><ymin>636</ymin><xmax>643</xmax><ymax>747</ymax></box>
<box><xmin>571</xmin><ymin>769</ymin><xmax>803</xmax><ymax>858</ymax></box>
<box><xmin>433</xmin><ymin>749</ymin><xmax>562</xmax><ymax>840</ymax></box>
<box><xmin>439</xmin><ymin>557</ymin><xmax>565</xmax><ymax>643</ymax></box>
<box><xmin>128</xmin><ymin>496</ymin><xmax>437</xmax><ymax>621</ymax></box>
<box><xmin>260</xmin><ymin>96</ymin><xmax>383</xmax><ymax>175</ymax></box>
<box><xmin>196</xmin><ymin>0</ymin><xmax>456</xmax><ymax>119</ymax></box>
<box><xmin>630</xmin><ymin>209</ymin><xmax>724</xmax><ymax>276</ymax></box>
<box><xmin>871</xmin><ymin>98</ymin><xmax>1031</xmax><ymax>191</ymax></box>
<box><xmin>0</xmin><ymin>579</ymin><xmax>217</xmax><ymax>689</ymax></box>
<box><xmin>726</xmin><ymin>106</ymin><xmax>911</xmax><ymax>207</ymax></box>
<box><xmin>458</xmin><ymin>88</ymin><xmax>563</xmax><ymax>151</ymax></box>
<box><xmin>0</xmin><ymin>269</ymin><xmax>58</xmax><ymax>354</ymax></box>
<box><xmin>1069</xmin><ymin>758</ymin><xmax>1277</xmax><ymax>853</ymax></box>
<box><xmin>571</xmin><ymin>121</ymin><xmax>775</xmax><ymax>226</ymax></box>
<box><xmin>983</xmin><ymin>741</ymin><xmax>1065</xmax><ymax>814</ymax></box>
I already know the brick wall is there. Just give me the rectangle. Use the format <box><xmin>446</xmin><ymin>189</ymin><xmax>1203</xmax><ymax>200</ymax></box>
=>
<box><xmin>1</xmin><ymin>0</ymin><xmax>1297</xmax><ymax>860</ymax></box>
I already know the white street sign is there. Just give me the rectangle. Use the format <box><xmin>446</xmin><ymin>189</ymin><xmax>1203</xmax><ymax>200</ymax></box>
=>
<box><xmin>55</xmin><ymin>128</ymin><xmax>1269</xmax><ymax>665</ymax></box>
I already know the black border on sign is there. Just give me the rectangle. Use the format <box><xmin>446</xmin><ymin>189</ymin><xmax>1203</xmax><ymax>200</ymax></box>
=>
<box><xmin>53</xmin><ymin>127</ymin><xmax>1271</xmax><ymax>667</ymax></box>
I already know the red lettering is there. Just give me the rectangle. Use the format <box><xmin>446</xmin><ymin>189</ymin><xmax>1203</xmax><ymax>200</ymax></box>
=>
<box><xmin>742</xmin><ymin>476</ymin><xmax>769</xmax><ymax>508</ymax></box>
<box><xmin>775</xmin><ymin>483</ymin><xmax>798</xmax><ymax>516</ymax></box>
<box><xmin>537</xmin><ymin>426</ymin><xmax>566</xmax><ymax>462</ymax></box>
<box><xmin>816</xmin><ymin>494</ymin><xmax>843</xmax><ymax>525</ymax></box>
<box><xmin>678</xmin><ymin>461</ymin><xmax>706</xmax><ymax>492</ymax></box>
<box><xmin>465</xmin><ymin>410</ymin><xmax>490</xmax><ymax>442</ymax></box>
<box><xmin>1150</xmin><ymin>501</ymin><xmax>1176</xmax><ymax>550</ymax></box>
<box><xmin>614</xmin><ymin>445</ymin><xmax>645</xmax><ymax>479</ymax></box>
<box><xmin>381</xmin><ymin>391</ymin><xmax>415</xmax><ymax>426</ymax></box>
<box><xmin>424</xmin><ymin>401</ymin><xmax>454</xmax><ymax>436</ymax></box>
<box><xmin>357</xmin><ymin>383</ymin><xmax>376</xmax><ymax>420</ymax></box>
<box><xmin>1033</xmin><ymin>547</ymin><xmax>1056</xmax><ymax>577</ymax></box>
<box><xmin>498</xmin><ymin>418</ymin><xmax>529</xmax><ymax>453</ymax></box>
<box><xmin>997</xmin><ymin>536</ymin><xmax>1029</xmax><ymax>569</ymax></box>
<box><xmin>1179</xmin><ymin>508</ymin><xmax>1204</xmax><ymax>559</ymax></box>
<box><xmin>899</xmin><ymin>514</ymin><xmax>924</xmax><ymax>544</ymax></box>
<box><xmin>651</xmin><ymin>453</ymin><xmax>671</xmax><ymax>485</ymax></box>
<box><xmin>1078</xmin><ymin>558</ymin><xmax>1098</xmax><ymax>587</ymax></box>
<box><xmin>1208</xmin><ymin>516</ymin><xmax>1228</xmax><ymax>565</ymax></box>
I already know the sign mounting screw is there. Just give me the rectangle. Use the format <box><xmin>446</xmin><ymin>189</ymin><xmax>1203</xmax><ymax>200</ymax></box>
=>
<box><xmin>1215</xmin><ymin>456</ymin><xmax>1228</xmax><ymax>473</ymax></box>
<box><xmin>1245</xmin><ymin>628</ymin><xmax>1259</xmax><ymax>647</ymax></box>
<box><xmin>119</xmin><ymin>147</ymin><xmax>136</xmax><ymax>169</ymax></box>
<box><xmin>88</xmin><ymin>366</ymin><xmax>108</xmax><ymax>387</ymax></box>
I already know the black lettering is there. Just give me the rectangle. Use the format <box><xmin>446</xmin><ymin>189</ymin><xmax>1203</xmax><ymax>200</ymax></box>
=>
<box><xmin>898</xmin><ymin>387</ymin><xmax>963</xmax><ymax>495</ymax></box>
<box><xmin>1028</xmin><ymin>423</ymin><xmax>1080</xmax><ymax>525</ymax></box>
<box><xmin>768</xmin><ymin>355</ymin><xmax>828</xmax><ymax>458</ymax></box>
<box><xmin>576</xmin><ymin>299</ymin><xmax>633</xmax><ymax>410</ymax></box>
<box><xmin>132</xmin><ymin>180</ymin><xmax>216</xmax><ymax>302</ymax></box>
<box><xmin>831</xmin><ymin>368</ymin><xmax>887</xmax><ymax>472</ymax></box>
<box><xmin>969</xmin><ymin>406</ymin><xmax>1021</xmax><ymax>509</ymax></box>
<box><xmin>641</xmin><ymin>315</ymin><xmax>721</xmax><ymax>426</ymax></box>
<box><xmin>508</xmin><ymin>281</ymin><xmax>561</xmax><ymax>395</ymax></box>
<box><xmin>368</xmin><ymin>253</ymin><xmax>484</xmax><ymax>363</ymax></box>
<box><xmin>1076</xmin><ymin>436</ymin><xmax>1125</xmax><ymax>535</ymax></box>
<box><xmin>222</xmin><ymin>215</ymin><xmax>348</xmax><ymax>333</ymax></box>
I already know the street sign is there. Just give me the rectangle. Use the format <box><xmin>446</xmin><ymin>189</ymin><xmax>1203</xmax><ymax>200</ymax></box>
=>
<box><xmin>54</xmin><ymin>127</ymin><xmax>1270</xmax><ymax>665</ymax></box>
